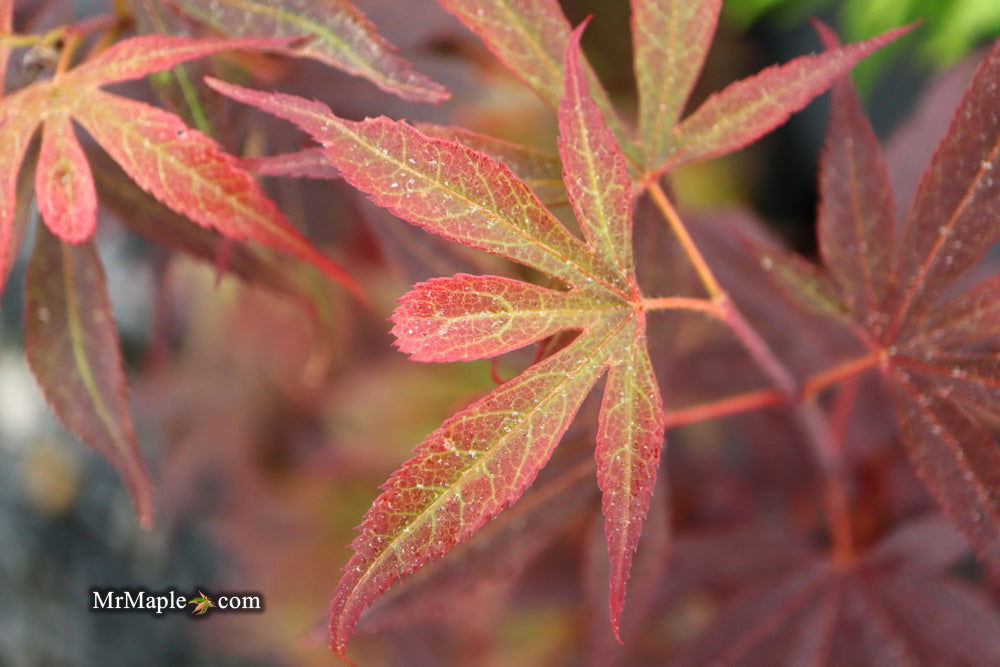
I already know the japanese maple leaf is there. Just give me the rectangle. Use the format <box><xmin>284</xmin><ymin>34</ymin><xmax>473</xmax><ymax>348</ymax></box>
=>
<box><xmin>437</xmin><ymin>0</ymin><xmax>912</xmax><ymax>175</ymax></box>
<box><xmin>0</xmin><ymin>32</ymin><xmax>365</xmax><ymax>528</ymax></box>
<box><xmin>209</xmin><ymin>21</ymin><xmax>665</xmax><ymax>654</ymax></box>
<box><xmin>674</xmin><ymin>516</ymin><xmax>1000</xmax><ymax>666</ymax></box>
<box><xmin>0</xmin><ymin>34</ymin><xmax>361</xmax><ymax>300</ymax></box>
<box><xmin>169</xmin><ymin>0</ymin><xmax>448</xmax><ymax>103</ymax></box>
<box><xmin>189</xmin><ymin>591</ymin><xmax>215</xmax><ymax>615</ymax></box>
<box><xmin>807</xmin><ymin>27</ymin><xmax>1000</xmax><ymax>572</ymax></box>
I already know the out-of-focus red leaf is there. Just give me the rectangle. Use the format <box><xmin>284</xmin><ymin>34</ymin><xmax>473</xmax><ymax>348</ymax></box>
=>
<box><xmin>244</xmin><ymin>148</ymin><xmax>342</xmax><ymax>180</ymax></box>
<box><xmin>886</xmin><ymin>55</ymin><xmax>979</xmax><ymax>223</ymax></box>
<box><xmin>825</xmin><ymin>580</ymin><xmax>920</xmax><ymax>667</ymax></box>
<box><xmin>782</xmin><ymin>31</ymin><xmax>1000</xmax><ymax>585</ymax></box>
<box><xmin>663</xmin><ymin>24</ymin><xmax>915</xmax><ymax>172</ymax></box>
<box><xmin>0</xmin><ymin>0</ymin><xmax>11</xmax><ymax>98</ymax></box>
<box><xmin>871</xmin><ymin>575</ymin><xmax>1000</xmax><ymax>664</ymax></box>
<box><xmin>885</xmin><ymin>371</ymin><xmax>1000</xmax><ymax>573</ymax></box>
<box><xmin>866</xmin><ymin>514</ymin><xmax>968</xmax><ymax>576</ymax></box>
<box><xmin>687</xmin><ymin>209</ymin><xmax>866</xmax><ymax>381</ymax></box>
<box><xmin>716</xmin><ymin>206</ymin><xmax>855</xmax><ymax>329</ymax></box>
<box><xmin>890</xmin><ymin>39</ymin><xmax>1000</xmax><ymax>334</ymax></box>
<box><xmin>917</xmin><ymin>274</ymin><xmax>1000</xmax><ymax>351</ymax></box>
<box><xmin>0</xmin><ymin>30</ymin><xmax>369</xmax><ymax>529</ymax></box>
<box><xmin>0</xmin><ymin>86</ymin><xmax>47</xmax><ymax>297</ymax></box>
<box><xmin>23</xmin><ymin>226</ymin><xmax>153</xmax><ymax>527</ymax></box>
<box><xmin>434</xmin><ymin>0</ymin><xmax>633</xmax><ymax>154</ymax></box>
<box><xmin>356</xmin><ymin>196</ymin><xmax>488</xmax><ymax>285</ymax></box>
<box><xmin>814</xmin><ymin>22</ymin><xmax>897</xmax><ymax>337</ymax></box>
<box><xmin>91</xmin><ymin>151</ymin><xmax>314</xmax><ymax>304</ymax></box>
<box><xmin>673</xmin><ymin>562</ymin><xmax>833</xmax><ymax>667</ymax></box>
<box><xmin>895</xmin><ymin>354</ymin><xmax>1000</xmax><ymax>413</ymax></box>
<box><xmin>631</xmin><ymin>0</ymin><xmax>721</xmax><ymax>168</ymax></box>
<box><xmin>668</xmin><ymin>512</ymin><xmax>993</xmax><ymax>666</ymax></box>
<box><xmin>171</xmin><ymin>0</ymin><xmax>448</xmax><ymax>102</ymax></box>
<box><xmin>665</xmin><ymin>523</ymin><xmax>817</xmax><ymax>597</ymax></box>
<box><xmin>70</xmin><ymin>92</ymin><xmax>361</xmax><ymax>297</ymax></box>
<box><xmin>35</xmin><ymin>111</ymin><xmax>97</xmax><ymax>244</ymax></box>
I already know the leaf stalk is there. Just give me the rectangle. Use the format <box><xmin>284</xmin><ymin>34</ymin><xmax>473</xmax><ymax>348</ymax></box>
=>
<box><xmin>644</xmin><ymin>177</ymin><xmax>859</xmax><ymax>564</ymax></box>
<box><xmin>645</xmin><ymin>179</ymin><xmax>723</xmax><ymax>299</ymax></box>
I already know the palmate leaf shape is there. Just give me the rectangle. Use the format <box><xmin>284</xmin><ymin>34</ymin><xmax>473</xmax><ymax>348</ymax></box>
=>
<box><xmin>674</xmin><ymin>517</ymin><xmax>1000</xmax><ymax>666</ymax></box>
<box><xmin>810</xmin><ymin>27</ymin><xmax>1000</xmax><ymax>572</ymax></box>
<box><xmin>437</xmin><ymin>0</ymin><xmax>912</xmax><ymax>176</ymax></box>
<box><xmin>171</xmin><ymin>0</ymin><xmax>448</xmax><ymax>103</ymax></box>
<box><xmin>209</xmin><ymin>22</ymin><xmax>665</xmax><ymax>654</ymax></box>
<box><xmin>0</xmin><ymin>34</ymin><xmax>361</xmax><ymax>302</ymax></box>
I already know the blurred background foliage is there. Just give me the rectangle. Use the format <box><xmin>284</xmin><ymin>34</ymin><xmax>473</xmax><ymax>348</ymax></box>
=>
<box><xmin>725</xmin><ymin>0</ymin><xmax>1000</xmax><ymax>90</ymax></box>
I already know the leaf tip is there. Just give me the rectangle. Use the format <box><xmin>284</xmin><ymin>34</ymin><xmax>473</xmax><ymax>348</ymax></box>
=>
<box><xmin>136</xmin><ymin>494</ymin><xmax>155</xmax><ymax>530</ymax></box>
<box><xmin>808</xmin><ymin>17</ymin><xmax>840</xmax><ymax>49</ymax></box>
<box><xmin>609</xmin><ymin>608</ymin><xmax>625</xmax><ymax>645</ymax></box>
<box><xmin>567</xmin><ymin>15</ymin><xmax>594</xmax><ymax>52</ymax></box>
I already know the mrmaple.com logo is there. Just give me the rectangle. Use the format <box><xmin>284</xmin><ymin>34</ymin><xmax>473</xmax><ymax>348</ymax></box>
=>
<box><xmin>90</xmin><ymin>588</ymin><xmax>263</xmax><ymax>616</ymax></box>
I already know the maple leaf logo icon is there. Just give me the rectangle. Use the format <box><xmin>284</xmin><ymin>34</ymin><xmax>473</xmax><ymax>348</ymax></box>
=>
<box><xmin>188</xmin><ymin>591</ymin><xmax>215</xmax><ymax>615</ymax></box>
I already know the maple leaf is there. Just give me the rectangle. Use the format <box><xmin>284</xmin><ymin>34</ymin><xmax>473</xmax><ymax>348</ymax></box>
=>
<box><xmin>0</xmin><ymin>34</ymin><xmax>361</xmax><ymax>302</ymax></box>
<box><xmin>245</xmin><ymin>123</ymin><xmax>567</xmax><ymax>207</ymax></box>
<box><xmin>208</xmin><ymin>19</ymin><xmax>667</xmax><ymax>654</ymax></box>
<box><xmin>90</xmin><ymin>150</ymin><xmax>322</xmax><ymax>311</ymax></box>
<box><xmin>244</xmin><ymin>148</ymin><xmax>344</xmax><ymax>181</ymax></box>
<box><xmin>438</xmin><ymin>0</ymin><xmax>912</xmax><ymax>176</ymax></box>
<box><xmin>435</xmin><ymin>0</ymin><xmax>636</xmax><ymax>161</ymax></box>
<box><xmin>24</xmin><ymin>225</ymin><xmax>154</xmax><ymax>527</ymax></box>
<box><xmin>189</xmin><ymin>591</ymin><xmax>215</xmax><ymax>615</ymax></box>
<box><xmin>673</xmin><ymin>516</ymin><xmax>1000</xmax><ymax>666</ymax></box>
<box><xmin>356</xmin><ymin>196</ymin><xmax>491</xmax><ymax>286</ymax></box>
<box><xmin>630</xmin><ymin>1</ymin><xmax>915</xmax><ymax>174</ymax></box>
<box><xmin>585</xmin><ymin>486</ymin><xmax>670</xmax><ymax>663</ymax></box>
<box><xmin>170</xmin><ymin>0</ymin><xmax>448</xmax><ymax>103</ymax></box>
<box><xmin>807</xmin><ymin>26</ymin><xmax>1000</xmax><ymax>575</ymax></box>
<box><xmin>0</xmin><ymin>32</ymin><xmax>367</xmax><ymax>526</ymax></box>
<box><xmin>361</xmin><ymin>452</ymin><xmax>596</xmax><ymax>634</ymax></box>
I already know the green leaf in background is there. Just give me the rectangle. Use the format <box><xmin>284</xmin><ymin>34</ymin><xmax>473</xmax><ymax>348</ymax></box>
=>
<box><xmin>724</xmin><ymin>0</ymin><xmax>1000</xmax><ymax>95</ymax></box>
